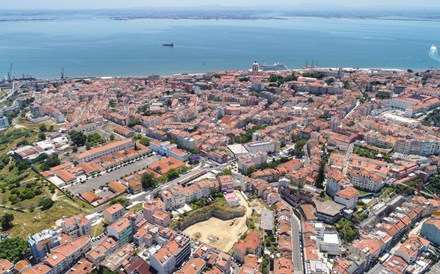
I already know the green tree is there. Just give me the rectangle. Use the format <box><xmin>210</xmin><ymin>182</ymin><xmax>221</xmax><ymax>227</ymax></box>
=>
<box><xmin>33</xmin><ymin>153</ymin><xmax>49</xmax><ymax>163</ymax></box>
<box><xmin>86</xmin><ymin>133</ymin><xmax>103</xmax><ymax>146</ymax></box>
<box><xmin>315</xmin><ymin>161</ymin><xmax>325</xmax><ymax>189</ymax></box>
<box><xmin>0</xmin><ymin>213</ymin><xmax>14</xmax><ymax>230</ymax></box>
<box><xmin>139</xmin><ymin>137</ymin><xmax>150</xmax><ymax>146</ymax></box>
<box><xmin>15</xmin><ymin>159</ymin><xmax>30</xmax><ymax>172</ymax></box>
<box><xmin>218</xmin><ymin>168</ymin><xmax>232</xmax><ymax>176</ymax></box>
<box><xmin>109</xmin><ymin>133</ymin><xmax>115</xmax><ymax>141</ymax></box>
<box><xmin>110</xmin><ymin>198</ymin><xmax>129</xmax><ymax>208</ymax></box>
<box><xmin>108</xmin><ymin>100</ymin><xmax>116</xmax><ymax>108</ymax></box>
<box><xmin>335</xmin><ymin>218</ymin><xmax>359</xmax><ymax>243</ymax></box>
<box><xmin>0</xmin><ymin>237</ymin><xmax>29</xmax><ymax>262</ymax></box>
<box><xmin>40</xmin><ymin>155</ymin><xmax>61</xmax><ymax>171</ymax></box>
<box><xmin>423</xmin><ymin>109</ymin><xmax>440</xmax><ymax>127</ymax></box>
<box><xmin>167</xmin><ymin>169</ymin><xmax>180</xmax><ymax>181</ymax></box>
<box><xmin>141</xmin><ymin>173</ymin><xmax>157</xmax><ymax>189</ymax></box>
<box><xmin>39</xmin><ymin>124</ymin><xmax>47</xmax><ymax>132</ymax></box>
<box><xmin>294</xmin><ymin>140</ymin><xmax>307</xmax><ymax>158</ymax></box>
<box><xmin>127</xmin><ymin>119</ymin><xmax>141</xmax><ymax>128</ymax></box>
<box><xmin>38</xmin><ymin>132</ymin><xmax>46</xmax><ymax>141</ymax></box>
<box><xmin>70</xmin><ymin>130</ymin><xmax>87</xmax><ymax>146</ymax></box>
<box><xmin>325</xmin><ymin>78</ymin><xmax>335</xmax><ymax>85</ymax></box>
<box><xmin>39</xmin><ymin>198</ymin><xmax>54</xmax><ymax>210</ymax></box>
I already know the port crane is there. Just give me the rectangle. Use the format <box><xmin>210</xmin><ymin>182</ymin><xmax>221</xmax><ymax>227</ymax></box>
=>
<box><xmin>7</xmin><ymin>63</ymin><xmax>13</xmax><ymax>82</ymax></box>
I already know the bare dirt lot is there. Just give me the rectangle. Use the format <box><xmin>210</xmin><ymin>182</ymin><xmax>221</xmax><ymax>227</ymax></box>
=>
<box><xmin>183</xmin><ymin>191</ymin><xmax>265</xmax><ymax>252</ymax></box>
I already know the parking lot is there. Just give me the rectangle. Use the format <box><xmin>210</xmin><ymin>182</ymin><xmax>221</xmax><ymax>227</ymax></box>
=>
<box><xmin>66</xmin><ymin>155</ymin><xmax>162</xmax><ymax>195</ymax></box>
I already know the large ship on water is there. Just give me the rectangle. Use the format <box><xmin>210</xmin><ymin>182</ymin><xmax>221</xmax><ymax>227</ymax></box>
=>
<box><xmin>259</xmin><ymin>62</ymin><xmax>288</xmax><ymax>71</ymax></box>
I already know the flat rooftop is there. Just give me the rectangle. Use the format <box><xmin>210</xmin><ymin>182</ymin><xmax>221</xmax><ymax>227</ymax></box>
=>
<box><xmin>260</xmin><ymin>209</ymin><xmax>274</xmax><ymax>231</ymax></box>
<box><xmin>313</xmin><ymin>199</ymin><xmax>344</xmax><ymax>217</ymax></box>
<box><xmin>227</xmin><ymin>144</ymin><xmax>249</xmax><ymax>156</ymax></box>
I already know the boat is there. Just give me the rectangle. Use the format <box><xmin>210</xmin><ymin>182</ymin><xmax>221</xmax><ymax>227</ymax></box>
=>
<box><xmin>163</xmin><ymin>43</ymin><xmax>174</xmax><ymax>47</ymax></box>
<box><xmin>260</xmin><ymin>62</ymin><xmax>288</xmax><ymax>71</ymax></box>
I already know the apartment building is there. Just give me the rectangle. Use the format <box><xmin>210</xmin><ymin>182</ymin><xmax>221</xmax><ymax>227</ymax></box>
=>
<box><xmin>334</xmin><ymin>186</ymin><xmax>359</xmax><ymax>210</ymax></box>
<box><xmin>74</xmin><ymin>139</ymin><xmax>135</xmax><ymax>163</ymax></box>
<box><xmin>420</xmin><ymin>217</ymin><xmax>440</xmax><ymax>246</ymax></box>
<box><xmin>44</xmin><ymin>236</ymin><xmax>91</xmax><ymax>274</ymax></box>
<box><xmin>29</xmin><ymin>230</ymin><xmax>61</xmax><ymax>260</ymax></box>
<box><xmin>350</xmin><ymin>170</ymin><xmax>385</xmax><ymax>192</ymax></box>
<box><xmin>233</xmin><ymin>231</ymin><xmax>262</xmax><ymax>263</ymax></box>
<box><xmin>150</xmin><ymin>234</ymin><xmax>191</xmax><ymax>274</ymax></box>
<box><xmin>394</xmin><ymin>138</ymin><xmax>440</xmax><ymax>156</ymax></box>
<box><xmin>326</xmin><ymin>168</ymin><xmax>350</xmax><ymax>198</ymax></box>
<box><xmin>61</xmin><ymin>215</ymin><xmax>92</xmax><ymax>240</ymax></box>
<box><xmin>150</xmin><ymin>140</ymin><xmax>189</xmax><ymax>162</ymax></box>
<box><xmin>107</xmin><ymin>217</ymin><xmax>134</xmax><ymax>246</ymax></box>
<box><xmin>244</xmin><ymin>141</ymin><xmax>276</xmax><ymax>154</ymax></box>
<box><xmin>103</xmin><ymin>203</ymin><xmax>126</xmax><ymax>224</ymax></box>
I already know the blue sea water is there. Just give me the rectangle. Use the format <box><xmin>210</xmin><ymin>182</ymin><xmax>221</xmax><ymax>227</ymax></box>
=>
<box><xmin>0</xmin><ymin>16</ymin><xmax>439</xmax><ymax>79</ymax></box>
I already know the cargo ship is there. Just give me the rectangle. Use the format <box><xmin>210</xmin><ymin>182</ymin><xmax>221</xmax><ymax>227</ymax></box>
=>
<box><xmin>163</xmin><ymin>43</ymin><xmax>174</xmax><ymax>47</ymax></box>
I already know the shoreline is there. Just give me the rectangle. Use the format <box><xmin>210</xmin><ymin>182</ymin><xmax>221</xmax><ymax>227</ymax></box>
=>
<box><xmin>4</xmin><ymin>67</ymin><xmax>420</xmax><ymax>82</ymax></box>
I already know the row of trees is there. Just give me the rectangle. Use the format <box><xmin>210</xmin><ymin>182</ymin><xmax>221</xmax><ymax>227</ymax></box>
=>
<box><xmin>423</xmin><ymin>108</ymin><xmax>440</xmax><ymax>128</ymax></box>
<box><xmin>140</xmin><ymin>166</ymin><xmax>190</xmax><ymax>189</ymax></box>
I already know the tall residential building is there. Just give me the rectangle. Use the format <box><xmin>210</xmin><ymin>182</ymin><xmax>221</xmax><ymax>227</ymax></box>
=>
<box><xmin>44</xmin><ymin>236</ymin><xmax>91</xmax><ymax>274</ymax></box>
<box><xmin>103</xmin><ymin>203</ymin><xmax>126</xmax><ymax>224</ymax></box>
<box><xmin>350</xmin><ymin>170</ymin><xmax>385</xmax><ymax>192</ymax></box>
<box><xmin>233</xmin><ymin>231</ymin><xmax>262</xmax><ymax>263</ymax></box>
<box><xmin>334</xmin><ymin>186</ymin><xmax>359</xmax><ymax>210</ymax></box>
<box><xmin>326</xmin><ymin>168</ymin><xmax>350</xmax><ymax>198</ymax></box>
<box><xmin>107</xmin><ymin>217</ymin><xmax>134</xmax><ymax>246</ymax></box>
<box><xmin>420</xmin><ymin>218</ymin><xmax>440</xmax><ymax>246</ymax></box>
<box><xmin>61</xmin><ymin>215</ymin><xmax>92</xmax><ymax>240</ymax></box>
<box><xmin>28</xmin><ymin>230</ymin><xmax>61</xmax><ymax>260</ymax></box>
<box><xmin>150</xmin><ymin>234</ymin><xmax>191</xmax><ymax>274</ymax></box>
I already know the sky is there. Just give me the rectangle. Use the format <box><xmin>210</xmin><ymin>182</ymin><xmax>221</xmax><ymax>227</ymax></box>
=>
<box><xmin>4</xmin><ymin>0</ymin><xmax>440</xmax><ymax>9</ymax></box>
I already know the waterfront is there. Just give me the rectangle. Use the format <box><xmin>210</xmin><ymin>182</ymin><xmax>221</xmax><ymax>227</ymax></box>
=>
<box><xmin>1</xmin><ymin>16</ymin><xmax>440</xmax><ymax>78</ymax></box>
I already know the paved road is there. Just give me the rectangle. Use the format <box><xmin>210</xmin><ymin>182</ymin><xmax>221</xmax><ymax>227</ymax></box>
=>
<box><xmin>280</xmin><ymin>200</ymin><xmax>304</xmax><ymax>274</ymax></box>
<box><xmin>344</xmin><ymin>100</ymin><xmax>361</xmax><ymax>119</ymax></box>
<box><xmin>291</xmin><ymin>210</ymin><xmax>304</xmax><ymax>274</ymax></box>
<box><xmin>127</xmin><ymin>158</ymin><xmax>208</xmax><ymax>203</ymax></box>
<box><xmin>0</xmin><ymin>81</ymin><xmax>22</xmax><ymax>103</ymax></box>
<box><xmin>343</xmin><ymin>142</ymin><xmax>355</xmax><ymax>176</ymax></box>
<box><xmin>67</xmin><ymin>155</ymin><xmax>162</xmax><ymax>194</ymax></box>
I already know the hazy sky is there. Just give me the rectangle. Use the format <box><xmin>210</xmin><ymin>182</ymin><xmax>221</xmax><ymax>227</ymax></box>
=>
<box><xmin>5</xmin><ymin>0</ymin><xmax>440</xmax><ymax>9</ymax></box>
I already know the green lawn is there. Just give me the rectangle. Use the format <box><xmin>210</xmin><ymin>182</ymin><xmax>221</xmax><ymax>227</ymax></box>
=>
<box><xmin>358</xmin><ymin>189</ymin><xmax>370</xmax><ymax>196</ymax></box>
<box><xmin>129</xmin><ymin>203</ymin><xmax>144</xmax><ymax>213</ymax></box>
<box><xmin>0</xmin><ymin>197</ymin><xmax>86</xmax><ymax>238</ymax></box>
<box><xmin>92</xmin><ymin>222</ymin><xmax>106</xmax><ymax>237</ymax></box>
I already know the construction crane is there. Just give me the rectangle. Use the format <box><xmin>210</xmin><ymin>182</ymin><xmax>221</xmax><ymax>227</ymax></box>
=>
<box><xmin>6</xmin><ymin>63</ymin><xmax>13</xmax><ymax>82</ymax></box>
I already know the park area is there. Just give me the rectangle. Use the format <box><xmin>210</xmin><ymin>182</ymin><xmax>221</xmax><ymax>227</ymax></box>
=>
<box><xmin>183</xmin><ymin>191</ymin><xmax>265</xmax><ymax>252</ymax></box>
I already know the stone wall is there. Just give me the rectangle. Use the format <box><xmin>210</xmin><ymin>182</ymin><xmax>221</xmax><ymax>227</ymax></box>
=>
<box><xmin>174</xmin><ymin>205</ymin><xmax>246</xmax><ymax>231</ymax></box>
